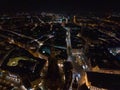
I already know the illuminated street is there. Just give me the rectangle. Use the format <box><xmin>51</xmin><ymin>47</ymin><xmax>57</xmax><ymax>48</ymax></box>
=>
<box><xmin>0</xmin><ymin>12</ymin><xmax>119</xmax><ymax>90</ymax></box>
<box><xmin>0</xmin><ymin>0</ymin><xmax>120</xmax><ymax>89</ymax></box>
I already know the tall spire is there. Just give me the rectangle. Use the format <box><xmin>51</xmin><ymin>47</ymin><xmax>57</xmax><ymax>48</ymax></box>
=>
<box><xmin>45</xmin><ymin>38</ymin><xmax>62</xmax><ymax>90</ymax></box>
<box><xmin>73</xmin><ymin>16</ymin><xmax>77</xmax><ymax>24</ymax></box>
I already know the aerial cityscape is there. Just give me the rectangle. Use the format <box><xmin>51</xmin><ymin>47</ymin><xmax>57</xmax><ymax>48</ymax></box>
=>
<box><xmin>0</xmin><ymin>0</ymin><xmax>120</xmax><ymax>90</ymax></box>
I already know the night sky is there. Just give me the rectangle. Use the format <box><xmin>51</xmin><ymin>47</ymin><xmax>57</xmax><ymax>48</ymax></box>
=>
<box><xmin>0</xmin><ymin>0</ymin><xmax>120</xmax><ymax>13</ymax></box>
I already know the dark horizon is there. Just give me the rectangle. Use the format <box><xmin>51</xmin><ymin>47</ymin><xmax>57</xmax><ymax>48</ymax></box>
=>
<box><xmin>0</xmin><ymin>0</ymin><xmax>120</xmax><ymax>14</ymax></box>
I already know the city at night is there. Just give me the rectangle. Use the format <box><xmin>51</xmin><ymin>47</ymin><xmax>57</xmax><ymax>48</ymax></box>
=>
<box><xmin>0</xmin><ymin>0</ymin><xmax>120</xmax><ymax>90</ymax></box>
